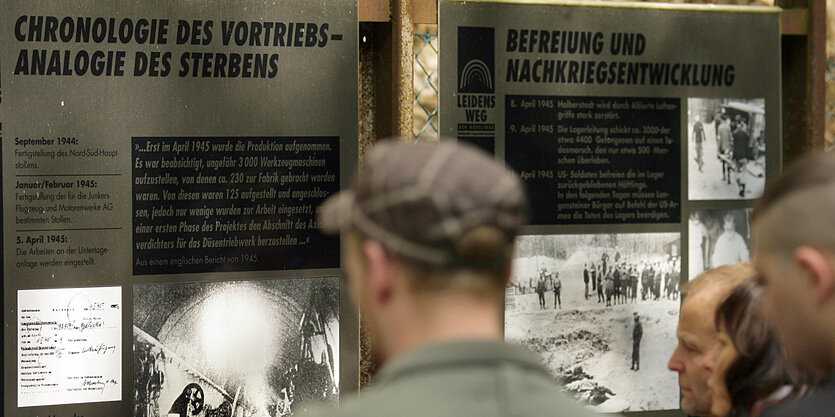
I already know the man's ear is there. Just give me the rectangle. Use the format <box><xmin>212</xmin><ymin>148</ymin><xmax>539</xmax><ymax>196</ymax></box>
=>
<box><xmin>362</xmin><ymin>240</ymin><xmax>394</xmax><ymax>305</ymax></box>
<box><xmin>794</xmin><ymin>246</ymin><xmax>835</xmax><ymax>306</ymax></box>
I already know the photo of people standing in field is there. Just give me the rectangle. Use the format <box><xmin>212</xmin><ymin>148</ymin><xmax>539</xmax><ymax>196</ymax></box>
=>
<box><xmin>506</xmin><ymin>233</ymin><xmax>681</xmax><ymax>413</ymax></box>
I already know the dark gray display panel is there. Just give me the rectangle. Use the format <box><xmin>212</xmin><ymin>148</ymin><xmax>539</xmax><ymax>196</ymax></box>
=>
<box><xmin>440</xmin><ymin>1</ymin><xmax>780</xmax><ymax>413</ymax></box>
<box><xmin>2</xmin><ymin>1</ymin><xmax>358</xmax><ymax>416</ymax></box>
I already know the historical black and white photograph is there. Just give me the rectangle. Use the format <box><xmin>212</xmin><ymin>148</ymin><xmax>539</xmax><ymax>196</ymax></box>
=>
<box><xmin>688</xmin><ymin>208</ymin><xmax>753</xmax><ymax>280</ymax></box>
<box><xmin>133</xmin><ymin>277</ymin><xmax>339</xmax><ymax>417</ymax></box>
<box><xmin>687</xmin><ymin>98</ymin><xmax>766</xmax><ymax>200</ymax></box>
<box><xmin>505</xmin><ymin>233</ymin><xmax>681</xmax><ymax>412</ymax></box>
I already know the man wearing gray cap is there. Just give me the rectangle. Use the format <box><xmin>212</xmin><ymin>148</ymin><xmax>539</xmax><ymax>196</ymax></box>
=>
<box><xmin>313</xmin><ymin>141</ymin><xmax>602</xmax><ymax>417</ymax></box>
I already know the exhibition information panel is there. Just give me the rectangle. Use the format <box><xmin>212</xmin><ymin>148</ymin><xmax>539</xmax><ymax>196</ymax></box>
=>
<box><xmin>440</xmin><ymin>1</ymin><xmax>780</xmax><ymax>413</ymax></box>
<box><xmin>2</xmin><ymin>1</ymin><xmax>358</xmax><ymax>416</ymax></box>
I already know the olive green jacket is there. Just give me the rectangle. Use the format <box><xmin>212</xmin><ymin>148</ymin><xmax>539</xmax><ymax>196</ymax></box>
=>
<box><xmin>306</xmin><ymin>340</ymin><xmax>605</xmax><ymax>417</ymax></box>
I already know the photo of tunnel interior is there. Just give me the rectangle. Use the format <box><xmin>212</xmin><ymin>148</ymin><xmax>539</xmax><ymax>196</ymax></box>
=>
<box><xmin>133</xmin><ymin>277</ymin><xmax>339</xmax><ymax>417</ymax></box>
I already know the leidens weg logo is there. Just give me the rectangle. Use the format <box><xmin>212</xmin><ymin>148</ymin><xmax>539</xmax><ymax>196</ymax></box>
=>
<box><xmin>457</xmin><ymin>27</ymin><xmax>494</xmax><ymax>94</ymax></box>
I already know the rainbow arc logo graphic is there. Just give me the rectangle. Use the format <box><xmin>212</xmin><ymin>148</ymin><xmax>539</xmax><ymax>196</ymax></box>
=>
<box><xmin>459</xmin><ymin>60</ymin><xmax>493</xmax><ymax>92</ymax></box>
<box><xmin>457</xmin><ymin>27</ymin><xmax>494</xmax><ymax>94</ymax></box>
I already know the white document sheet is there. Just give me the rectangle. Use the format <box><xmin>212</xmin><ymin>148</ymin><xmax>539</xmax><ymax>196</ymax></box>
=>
<box><xmin>18</xmin><ymin>286</ymin><xmax>122</xmax><ymax>407</ymax></box>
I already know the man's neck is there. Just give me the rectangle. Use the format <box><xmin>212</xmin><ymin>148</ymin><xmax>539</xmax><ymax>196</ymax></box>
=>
<box><xmin>382</xmin><ymin>292</ymin><xmax>503</xmax><ymax>361</ymax></box>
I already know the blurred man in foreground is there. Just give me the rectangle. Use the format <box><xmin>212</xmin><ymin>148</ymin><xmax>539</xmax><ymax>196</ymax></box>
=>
<box><xmin>313</xmin><ymin>141</ymin><xmax>603</xmax><ymax>417</ymax></box>
<box><xmin>668</xmin><ymin>262</ymin><xmax>753</xmax><ymax>416</ymax></box>
<box><xmin>752</xmin><ymin>151</ymin><xmax>835</xmax><ymax>417</ymax></box>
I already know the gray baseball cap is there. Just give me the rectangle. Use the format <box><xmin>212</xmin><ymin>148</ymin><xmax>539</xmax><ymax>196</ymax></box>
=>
<box><xmin>319</xmin><ymin>141</ymin><xmax>528</xmax><ymax>268</ymax></box>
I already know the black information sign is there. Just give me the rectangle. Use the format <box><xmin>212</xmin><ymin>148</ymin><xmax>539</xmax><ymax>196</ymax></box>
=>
<box><xmin>506</xmin><ymin>95</ymin><xmax>680</xmax><ymax>225</ymax></box>
<box><xmin>457</xmin><ymin>136</ymin><xmax>495</xmax><ymax>155</ymax></box>
<box><xmin>132</xmin><ymin>136</ymin><xmax>339</xmax><ymax>274</ymax></box>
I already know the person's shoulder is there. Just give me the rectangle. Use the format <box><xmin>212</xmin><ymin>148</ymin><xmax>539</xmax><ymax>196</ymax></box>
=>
<box><xmin>760</xmin><ymin>395</ymin><xmax>834</xmax><ymax>417</ymax></box>
<box><xmin>503</xmin><ymin>373</ymin><xmax>609</xmax><ymax>417</ymax></box>
<box><xmin>760</xmin><ymin>385</ymin><xmax>835</xmax><ymax>417</ymax></box>
<box><xmin>316</xmin><ymin>390</ymin><xmax>608</xmax><ymax>417</ymax></box>
<box><xmin>298</xmin><ymin>387</ymin><xmax>403</xmax><ymax>417</ymax></box>
<box><xmin>302</xmin><ymin>350</ymin><xmax>611</xmax><ymax>417</ymax></box>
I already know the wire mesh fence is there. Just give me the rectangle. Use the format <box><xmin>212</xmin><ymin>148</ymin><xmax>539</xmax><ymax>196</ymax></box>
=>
<box><xmin>414</xmin><ymin>30</ymin><xmax>439</xmax><ymax>142</ymax></box>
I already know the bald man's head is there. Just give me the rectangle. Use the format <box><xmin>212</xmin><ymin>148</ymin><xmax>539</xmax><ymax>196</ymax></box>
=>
<box><xmin>753</xmin><ymin>151</ymin><xmax>835</xmax><ymax>255</ymax></box>
<box><xmin>753</xmin><ymin>151</ymin><xmax>835</xmax><ymax>373</ymax></box>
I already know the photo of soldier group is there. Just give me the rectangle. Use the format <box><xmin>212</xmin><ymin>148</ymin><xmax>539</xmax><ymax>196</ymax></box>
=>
<box><xmin>505</xmin><ymin>233</ymin><xmax>681</xmax><ymax>413</ymax></box>
<box><xmin>687</xmin><ymin>98</ymin><xmax>766</xmax><ymax>200</ymax></box>
<box><xmin>688</xmin><ymin>208</ymin><xmax>753</xmax><ymax>279</ymax></box>
<box><xmin>133</xmin><ymin>277</ymin><xmax>339</xmax><ymax>417</ymax></box>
